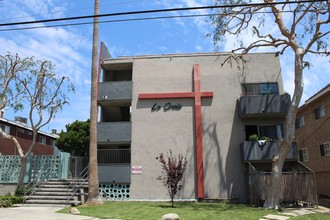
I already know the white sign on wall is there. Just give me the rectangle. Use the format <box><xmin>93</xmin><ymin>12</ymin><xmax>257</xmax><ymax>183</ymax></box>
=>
<box><xmin>131</xmin><ymin>166</ymin><xmax>143</xmax><ymax>175</ymax></box>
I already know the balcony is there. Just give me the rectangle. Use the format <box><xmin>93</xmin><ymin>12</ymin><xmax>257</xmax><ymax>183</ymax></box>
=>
<box><xmin>98</xmin><ymin>149</ymin><xmax>131</xmax><ymax>164</ymax></box>
<box><xmin>97</xmin><ymin>122</ymin><xmax>131</xmax><ymax>144</ymax></box>
<box><xmin>97</xmin><ymin>149</ymin><xmax>131</xmax><ymax>183</ymax></box>
<box><xmin>240</xmin><ymin>141</ymin><xmax>298</xmax><ymax>163</ymax></box>
<box><xmin>237</xmin><ymin>94</ymin><xmax>290</xmax><ymax>119</ymax></box>
<box><xmin>98</xmin><ymin>81</ymin><xmax>132</xmax><ymax>105</ymax></box>
<box><xmin>98</xmin><ymin>164</ymin><xmax>131</xmax><ymax>183</ymax></box>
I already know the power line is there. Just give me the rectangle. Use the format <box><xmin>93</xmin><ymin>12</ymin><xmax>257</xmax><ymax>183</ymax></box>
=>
<box><xmin>2</xmin><ymin>8</ymin><xmax>325</xmax><ymax>32</ymax></box>
<box><xmin>0</xmin><ymin>14</ymin><xmax>213</xmax><ymax>32</ymax></box>
<box><xmin>0</xmin><ymin>0</ymin><xmax>325</xmax><ymax>28</ymax></box>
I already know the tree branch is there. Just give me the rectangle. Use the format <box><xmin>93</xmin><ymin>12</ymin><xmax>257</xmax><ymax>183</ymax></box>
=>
<box><xmin>291</xmin><ymin>2</ymin><xmax>314</xmax><ymax>35</ymax></box>
<box><xmin>0</xmin><ymin>129</ymin><xmax>24</xmax><ymax>157</ymax></box>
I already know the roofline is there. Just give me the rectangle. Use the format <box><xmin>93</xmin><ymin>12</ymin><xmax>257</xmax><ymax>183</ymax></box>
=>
<box><xmin>0</xmin><ymin>117</ymin><xmax>59</xmax><ymax>139</ymax></box>
<box><xmin>103</xmin><ymin>51</ymin><xmax>279</xmax><ymax>62</ymax></box>
<box><xmin>304</xmin><ymin>84</ymin><xmax>330</xmax><ymax>105</ymax></box>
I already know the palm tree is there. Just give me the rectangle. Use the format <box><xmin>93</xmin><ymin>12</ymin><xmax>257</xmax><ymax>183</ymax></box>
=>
<box><xmin>86</xmin><ymin>0</ymin><xmax>103</xmax><ymax>205</ymax></box>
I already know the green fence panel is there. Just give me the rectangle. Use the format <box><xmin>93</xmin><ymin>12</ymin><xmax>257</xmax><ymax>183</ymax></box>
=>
<box><xmin>59</xmin><ymin>152</ymin><xmax>70</xmax><ymax>179</ymax></box>
<box><xmin>0</xmin><ymin>152</ymin><xmax>71</xmax><ymax>184</ymax></box>
<box><xmin>0</xmin><ymin>155</ymin><xmax>21</xmax><ymax>183</ymax></box>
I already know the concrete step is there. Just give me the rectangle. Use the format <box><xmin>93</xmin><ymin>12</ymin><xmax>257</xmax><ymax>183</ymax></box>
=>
<box><xmin>33</xmin><ymin>191</ymin><xmax>86</xmax><ymax>196</ymax></box>
<box><xmin>23</xmin><ymin>178</ymin><xmax>88</xmax><ymax>207</ymax></box>
<box><xmin>25</xmin><ymin>195</ymin><xmax>78</xmax><ymax>200</ymax></box>
<box><xmin>22</xmin><ymin>203</ymin><xmax>67</xmax><ymax>207</ymax></box>
<box><xmin>24</xmin><ymin>199</ymin><xmax>81</xmax><ymax>205</ymax></box>
<box><xmin>43</xmin><ymin>182</ymin><xmax>89</xmax><ymax>188</ymax></box>
<box><xmin>37</xmin><ymin>187</ymin><xmax>73</xmax><ymax>192</ymax></box>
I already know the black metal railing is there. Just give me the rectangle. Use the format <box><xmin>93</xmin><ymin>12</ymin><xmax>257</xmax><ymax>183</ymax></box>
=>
<box><xmin>97</xmin><ymin>149</ymin><xmax>131</xmax><ymax>164</ymax></box>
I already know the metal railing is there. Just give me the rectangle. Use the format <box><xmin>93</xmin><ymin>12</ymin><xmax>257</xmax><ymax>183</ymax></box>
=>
<box><xmin>65</xmin><ymin>165</ymin><xmax>89</xmax><ymax>206</ymax></box>
<box><xmin>22</xmin><ymin>166</ymin><xmax>55</xmax><ymax>205</ymax></box>
<box><xmin>97</xmin><ymin>149</ymin><xmax>131</xmax><ymax>164</ymax></box>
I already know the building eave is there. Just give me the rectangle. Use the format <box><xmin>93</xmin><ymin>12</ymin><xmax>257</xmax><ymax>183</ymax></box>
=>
<box><xmin>0</xmin><ymin>117</ymin><xmax>59</xmax><ymax>139</ymax></box>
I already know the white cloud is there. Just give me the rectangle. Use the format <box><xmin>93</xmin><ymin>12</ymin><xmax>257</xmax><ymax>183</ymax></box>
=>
<box><xmin>0</xmin><ymin>1</ymin><xmax>93</xmax><ymax>131</ymax></box>
<box><xmin>19</xmin><ymin>0</ymin><xmax>67</xmax><ymax>19</ymax></box>
<box><xmin>195</xmin><ymin>45</ymin><xmax>203</xmax><ymax>51</ymax></box>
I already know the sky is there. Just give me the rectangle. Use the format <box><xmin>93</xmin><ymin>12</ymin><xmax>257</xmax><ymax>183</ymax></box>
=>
<box><xmin>0</xmin><ymin>0</ymin><xmax>329</xmax><ymax>133</ymax></box>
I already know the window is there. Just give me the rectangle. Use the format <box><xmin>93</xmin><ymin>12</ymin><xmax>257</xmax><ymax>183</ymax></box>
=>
<box><xmin>18</xmin><ymin>128</ymin><xmax>25</xmax><ymax>133</ymax></box>
<box><xmin>295</xmin><ymin>116</ymin><xmax>304</xmax><ymax>129</ymax></box>
<box><xmin>315</xmin><ymin>106</ymin><xmax>325</xmax><ymax>120</ymax></box>
<box><xmin>50</xmin><ymin>140</ymin><xmax>56</xmax><ymax>147</ymax></box>
<box><xmin>243</xmin><ymin>83</ymin><xmax>279</xmax><ymax>96</ymax></box>
<box><xmin>39</xmin><ymin>136</ymin><xmax>46</xmax><ymax>145</ymax></box>
<box><xmin>0</xmin><ymin>124</ymin><xmax>10</xmax><ymax>134</ymax></box>
<box><xmin>26</xmin><ymin>130</ymin><xmax>32</xmax><ymax>135</ymax></box>
<box><xmin>259</xmin><ymin>124</ymin><xmax>283</xmax><ymax>139</ymax></box>
<box><xmin>320</xmin><ymin>143</ymin><xmax>330</xmax><ymax>156</ymax></box>
<box><xmin>260</xmin><ymin>83</ymin><xmax>279</xmax><ymax>95</ymax></box>
<box><xmin>299</xmin><ymin>149</ymin><xmax>309</xmax><ymax>162</ymax></box>
<box><xmin>245</xmin><ymin>124</ymin><xmax>283</xmax><ymax>140</ymax></box>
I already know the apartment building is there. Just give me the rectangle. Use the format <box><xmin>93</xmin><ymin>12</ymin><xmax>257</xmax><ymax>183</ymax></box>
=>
<box><xmin>296</xmin><ymin>84</ymin><xmax>330</xmax><ymax>197</ymax></box>
<box><xmin>96</xmin><ymin>44</ymin><xmax>298</xmax><ymax>202</ymax></box>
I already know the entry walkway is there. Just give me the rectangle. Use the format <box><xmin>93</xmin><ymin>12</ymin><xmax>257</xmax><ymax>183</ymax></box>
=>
<box><xmin>260</xmin><ymin>206</ymin><xmax>330</xmax><ymax>220</ymax></box>
<box><xmin>0</xmin><ymin>206</ymin><xmax>120</xmax><ymax>220</ymax></box>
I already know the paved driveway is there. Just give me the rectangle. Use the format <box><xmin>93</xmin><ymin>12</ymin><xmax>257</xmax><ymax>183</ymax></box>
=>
<box><xmin>0</xmin><ymin>206</ymin><xmax>99</xmax><ymax>220</ymax></box>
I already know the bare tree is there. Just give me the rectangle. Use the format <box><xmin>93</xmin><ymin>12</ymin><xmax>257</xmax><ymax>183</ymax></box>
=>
<box><xmin>0</xmin><ymin>53</ymin><xmax>74</xmax><ymax>186</ymax></box>
<box><xmin>210</xmin><ymin>0</ymin><xmax>330</xmax><ymax>209</ymax></box>
<box><xmin>156</xmin><ymin>149</ymin><xmax>188</xmax><ymax>207</ymax></box>
<box><xmin>86</xmin><ymin>0</ymin><xmax>103</xmax><ymax>205</ymax></box>
<box><xmin>0</xmin><ymin>53</ymin><xmax>31</xmax><ymax>111</ymax></box>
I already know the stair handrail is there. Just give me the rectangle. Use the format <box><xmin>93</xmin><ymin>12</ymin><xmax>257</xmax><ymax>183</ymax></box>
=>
<box><xmin>65</xmin><ymin>165</ymin><xmax>89</xmax><ymax>206</ymax></box>
<box><xmin>22</xmin><ymin>165</ymin><xmax>55</xmax><ymax>204</ymax></box>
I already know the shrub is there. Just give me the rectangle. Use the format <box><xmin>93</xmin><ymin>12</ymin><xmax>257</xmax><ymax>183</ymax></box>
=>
<box><xmin>155</xmin><ymin>149</ymin><xmax>188</xmax><ymax>207</ymax></box>
<box><xmin>249</xmin><ymin>134</ymin><xmax>259</xmax><ymax>141</ymax></box>
<box><xmin>15</xmin><ymin>186</ymin><xmax>26</xmax><ymax>196</ymax></box>
<box><xmin>249</xmin><ymin>134</ymin><xmax>272</xmax><ymax>142</ymax></box>
<box><xmin>0</xmin><ymin>196</ymin><xmax>23</xmax><ymax>207</ymax></box>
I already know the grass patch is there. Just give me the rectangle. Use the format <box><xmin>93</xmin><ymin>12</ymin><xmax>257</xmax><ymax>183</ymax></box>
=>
<box><xmin>292</xmin><ymin>213</ymin><xmax>330</xmax><ymax>219</ymax></box>
<box><xmin>59</xmin><ymin>201</ymin><xmax>280</xmax><ymax>220</ymax></box>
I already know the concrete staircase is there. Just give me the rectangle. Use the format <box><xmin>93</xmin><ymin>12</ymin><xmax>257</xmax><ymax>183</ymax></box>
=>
<box><xmin>23</xmin><ymin>179</ymin><xmax>88</xmax><ymax>206</ymax></box>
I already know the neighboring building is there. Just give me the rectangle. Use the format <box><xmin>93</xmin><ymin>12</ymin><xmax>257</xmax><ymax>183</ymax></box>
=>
<box><xmin>96</xmin><ymin>44</ymin><xmax>299</xmax><ymax>202</ymax></box>
<box><xmin>0</xmin><ymin>115</ymin><xmax>59</xmax><ymax>155</ymax></box>
<box><xmin>296</xmin><ymin>84</ymin><xmax>330</xmax><ymax>197</ymax></box>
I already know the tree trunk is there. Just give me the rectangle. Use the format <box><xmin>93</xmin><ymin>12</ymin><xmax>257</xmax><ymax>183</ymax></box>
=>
<box><xmin>17</xmin><ymin>155</ymin><xmax>28</xmax><ymax>187</ymax></box>
<box><xmin>264</xmin><ymin>50</ymin><xmax>304</xmax><ymax>209</ymax></box>
<box><xmin>86</xmin><ymin>0</ymin><xmax>103</xmax><ymax>205</ymax></box>
<box><xmin>171</xmin><ymin>193</ymin><xmax>174</xmax><ymax>208</ymax></box>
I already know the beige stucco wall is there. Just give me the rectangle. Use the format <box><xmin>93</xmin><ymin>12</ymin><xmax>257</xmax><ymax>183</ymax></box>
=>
<box><xmin>126</xmin><ymin>53</ymin><xmax>283</xmax><ymax>201</ymax></box>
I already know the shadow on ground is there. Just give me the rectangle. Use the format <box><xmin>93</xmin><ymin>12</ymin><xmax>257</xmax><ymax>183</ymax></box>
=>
<box><xmin>319</xmin><ymin>198</ymin><xmax>330</xmax><ymax>208</ymax></box>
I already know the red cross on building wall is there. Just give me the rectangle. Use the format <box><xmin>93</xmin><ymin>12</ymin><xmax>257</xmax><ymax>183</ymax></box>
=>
<box><xmin>138</xmin><ymin>64</ymin><xmax>213</xmax><ymax>199</ymax></box>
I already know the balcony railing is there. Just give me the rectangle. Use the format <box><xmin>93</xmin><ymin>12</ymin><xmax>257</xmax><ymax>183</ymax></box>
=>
<box><xmin>241</xmin><ymin>141</ymin><xmax>298</xmax><ymax>162</ymax></box>
<box><xmin>97</xmin><ymin>149</ymin><xmax>131</xmax><ymax>164</ymax></box>
<box><xmin>97</xmin><ymin>122</ymin><xmax>132</xmax><ymax>144</ymax></box>
<box><xmin>237</xmin><ymin>94</ymin><xmax>290</xmax><ymax>118</ymax></box>
<box><xmin>98</xmin><ymin>81</ymin><xmax>132</xmax><ymax>104</ymax></box>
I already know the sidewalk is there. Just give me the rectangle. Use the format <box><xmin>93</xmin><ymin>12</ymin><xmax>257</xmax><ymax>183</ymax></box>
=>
<box><xmin>260</xmin><ymin>206</ymin><xmax>330</xmax><ymax>220</ymax></box>
<box><xmin>0</xmin><ymin>206</ymin><xmax>98</xmax><ymax>220</ymax></box>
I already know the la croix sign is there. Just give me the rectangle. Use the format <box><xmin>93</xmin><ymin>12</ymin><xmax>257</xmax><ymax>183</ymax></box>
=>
<box><xmin>151</xmin><ymin>102</ymin><xmax>182</xmax><ymax>112</ymax></box>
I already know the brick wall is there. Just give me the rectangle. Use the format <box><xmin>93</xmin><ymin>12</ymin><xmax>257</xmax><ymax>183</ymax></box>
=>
<box><xmin>0</xmin><ymin>121</ymin><xmax>55</xmax><ymax>155</ymax></box>
<box><xmin>296</xmin><ymin>88</ymin><xmax>330</xmax><ymax>196</ymax></box>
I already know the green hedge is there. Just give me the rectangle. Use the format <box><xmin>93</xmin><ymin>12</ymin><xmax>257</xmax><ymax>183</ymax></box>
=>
<box><xmin>0</xmin><ymin>196</ymin><xmax>23</xmax><ymax>208</ymax></box>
